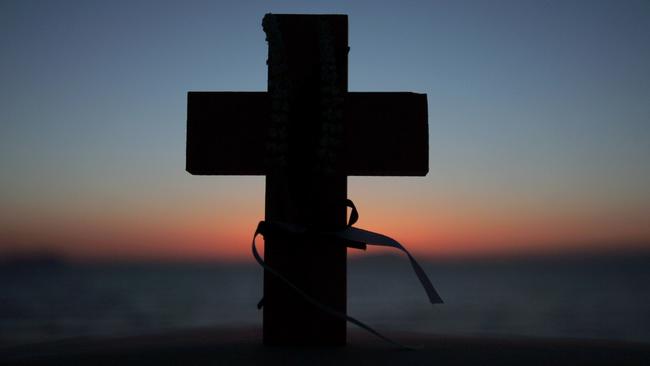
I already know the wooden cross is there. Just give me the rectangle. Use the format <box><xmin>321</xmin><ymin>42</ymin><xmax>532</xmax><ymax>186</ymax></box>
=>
<box><xmin>186</xmin><ymin>14</ymin><xmax>428</xmax><ymax>346</ymax></box>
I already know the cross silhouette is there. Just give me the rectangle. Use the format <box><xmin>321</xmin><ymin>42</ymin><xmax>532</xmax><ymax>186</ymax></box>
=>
<box><xmin>186</xmin><ymin>14</ymin><xmax>428</xmax><ymax>346</ymax></box>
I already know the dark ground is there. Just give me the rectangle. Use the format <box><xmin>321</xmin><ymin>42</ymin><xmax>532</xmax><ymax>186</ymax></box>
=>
<box><xmin>2</xmin><ymin>327</ymin><xmax>649</xmax><ymax>366</ymax></box>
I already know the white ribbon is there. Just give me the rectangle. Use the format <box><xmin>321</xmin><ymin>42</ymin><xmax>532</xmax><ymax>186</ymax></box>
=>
<box><xmin>251</xmin><ymin>199</ymin><xmax>443</xmax><ymax>348</ymax></box>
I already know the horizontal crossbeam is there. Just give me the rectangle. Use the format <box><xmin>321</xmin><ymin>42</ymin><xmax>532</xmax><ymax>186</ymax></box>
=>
<box><xmin>186</xmin><ymin>92</ymin><xmax>428</xmax><ymax>176</ymax></box>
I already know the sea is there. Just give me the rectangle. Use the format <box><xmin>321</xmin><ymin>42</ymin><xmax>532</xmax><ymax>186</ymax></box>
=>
<box><xmin>1</xmin><ymin>251</ymin><xmax>650</xmax><ymax>346</ymax></box>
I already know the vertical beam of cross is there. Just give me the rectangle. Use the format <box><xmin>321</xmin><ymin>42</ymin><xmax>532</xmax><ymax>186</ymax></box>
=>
<box><xmin>262</xmin><ymin>14</ymin><xmax>348</xmax><ymax>345</ymax></box>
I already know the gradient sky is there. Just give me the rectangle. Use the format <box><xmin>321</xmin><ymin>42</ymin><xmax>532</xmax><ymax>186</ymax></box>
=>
<box><xmin>1</xmin><ymin>0</ymin><xmax>649</xmax><ymax>261</ymax></box>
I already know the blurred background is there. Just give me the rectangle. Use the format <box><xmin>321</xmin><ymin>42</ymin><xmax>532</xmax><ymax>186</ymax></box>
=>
<box><xmin>1</xmin><ymin>0</ymin><xmax>649</xmax><ymax>346</ymax></box>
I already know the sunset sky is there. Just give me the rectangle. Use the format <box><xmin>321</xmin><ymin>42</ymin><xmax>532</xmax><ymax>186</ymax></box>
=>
<box><xmin>1</xmin><ymin>0</ymin><xmax>649</xmax><ymax>262</ymax></box>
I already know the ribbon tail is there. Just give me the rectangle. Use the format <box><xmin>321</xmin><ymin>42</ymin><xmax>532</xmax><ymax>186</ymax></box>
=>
<box><xmin>328</xmin><ymin>227</ymin><xmax>444</xmax><ymax>304</ymax></box>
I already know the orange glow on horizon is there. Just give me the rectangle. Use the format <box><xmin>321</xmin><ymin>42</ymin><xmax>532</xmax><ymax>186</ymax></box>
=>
<box><xmin>2</xmin><ymin>197</ymin><xmax>649</xmax><ymax>263</ymax></box>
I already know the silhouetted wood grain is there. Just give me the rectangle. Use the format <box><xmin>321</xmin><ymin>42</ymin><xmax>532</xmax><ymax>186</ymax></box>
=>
<box><xmin>260</xmin><ymin>14</ymin><xmax>349</xmax><ymax>346</ymax></box>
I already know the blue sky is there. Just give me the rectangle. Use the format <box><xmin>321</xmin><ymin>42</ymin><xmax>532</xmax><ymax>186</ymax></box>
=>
<box><xmin>1</xmin><ymin>0</ymin><xmax>649</xmax><ymax>259</ymax></box>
